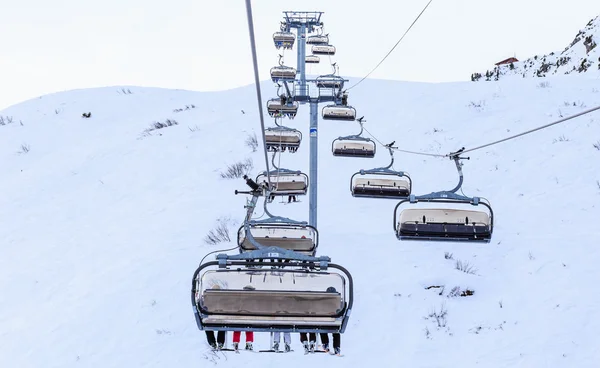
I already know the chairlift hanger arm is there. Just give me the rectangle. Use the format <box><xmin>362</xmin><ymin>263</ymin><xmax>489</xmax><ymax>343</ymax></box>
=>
<box><xmin>283</xmin><ymin>81</ymin><xmax>293</xmax><ymax>99</ymax></box>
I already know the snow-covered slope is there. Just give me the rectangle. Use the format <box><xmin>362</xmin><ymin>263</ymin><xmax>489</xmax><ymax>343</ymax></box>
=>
<box><xmin>1</xmin><ymin>75</ymin><xmax>600</xmax><ymax>368</ymax></box>
<box><xmin>472</xmin><ymin>15</ymin><xmax>600</xmax><ymax>81</ymax></box>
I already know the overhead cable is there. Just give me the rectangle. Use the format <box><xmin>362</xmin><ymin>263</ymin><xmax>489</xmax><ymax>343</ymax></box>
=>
<box><xmin>345</xmin><ymin>0</ymin><xmax>434</xmax><ymax>92</ymax></box>
<box><xmin>245</xmin><ymin>0</ymin><xmax>271</xmax><ymax>184</ymax></box>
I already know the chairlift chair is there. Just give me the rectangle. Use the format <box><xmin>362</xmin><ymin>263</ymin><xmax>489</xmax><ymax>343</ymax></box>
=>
<box><xmin>267</xmin><ymin>98</ymin><xmax>299</xmax><ymax>118</ymax></box>
<box><xmin>264</xmin><ymin>125</ymin><xmax>302</xmax><ymax>152</ymax></box>
<box><xmin>393</xmin><ymin>150</ymin><xmax>494</xmax><ymax>242</ymax></box>
<box><xmin>273</xmin><ymin>31</ymin><xmax>295</xmax><ymax>49</ymax></box>
<box><xmin>306</xmin><ymin>34</ymin><xmax>329</xmax><ymax>45</ymax></box>
<box><xmin>322</xmin><ymin>104</ymin><xmax>356</xmax><ymax>121</ymax></box>
<box><xmin>351</xmin><ymin>146</ymin><xmax>412</xmax><ymax>198</ymax></box>
<box><xmin>305</xmin><ymin>55</ymin><xmax>321</xmax><ymax>64</ymax></box>
<box><xmin>316</xmin><ymin>75</ymin><xmax>344</xmax><ymax>89</ymax></box>
<box><xmin>312</xmin><ymin>44</ymin><xmax>336</xmax><ymax>56</ymax></box>
<box><xmin>256</xmin><ymin>166</ymin><xmax>308</xmax><ymax>198</ymax></box>
<box><xmin>332</xmin><ymin>117</ymin><xmax>376</xmax><ymax>157</ymax></box>
<box><xmin>270</xmin><ymin>66</ymin><xmax>297</xmax><ymax>82</ymax></box>
<box><xmin>237</xmin><ymin>216</ymin><xmax>318</xmax><ymax>255</ymax></box>
<box><xmin>191</xmin><ymin>248</ymin><xmax>354</xmax><ymax>333</ymax></box>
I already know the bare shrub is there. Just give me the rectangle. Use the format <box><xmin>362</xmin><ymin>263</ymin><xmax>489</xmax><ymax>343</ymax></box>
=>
<box><xmin>141</xmin><ymin>119</ymin><xmax>179</xmax><ymax>137</ymax></box>
<box><xmin>204</xmin><ymin>217</ymin><xmax>236</xmax><ymax>245</ymax></box>
<box><xmin>0</xmin><ymin>115</ymin><xmax>15</xmax><ymax>126</ymax></box>
<box><xmin>220</xmin><ymin>158</ymin><xmax>253</xmax><ymax>179</ymax></box>
<box><xmin>18</xmin><ymin>143</ymin><xmax>30</xmax><ymax>154</ymax></box>
<box><xmin>468</xmin><ymin>100</ymin><xmax>486</xmax><ymax>111</ymax></box>
<box><xmin>593</xmin><ymin>141</ymin><xmax>600</xmax><ymax>150</ymax></box>
<box><xmin>552</xmin><ymin>134</ymin><xmax>569</xmax><ymax>143</ymax></box>
<box><xmin>537</xmin><ymin>81</ymin><xmax>550</xmax><ymax>88</ymax></box>
<box><xmin>188</xmin><ymin>125</ymin><xmax>201</xmax><ymax>132</ymax></box>
<box><xmin>428</xmin><ymin>303</ymin><xmax>448</xmax><ymax>328</ymax></box>
<box><xmin>455</xmin><ymin>259</ymin><xmax>477</xmax><ymax>275</ymax></box>
<box><xmin>245</xmin><ymin>132</ymin><xmax>258</xmax><ymax>152</ymax></box>
<box><xmin>444</xmin><ymin>252</ymin><xmax>454</xmax><ymax>260</ymax></box>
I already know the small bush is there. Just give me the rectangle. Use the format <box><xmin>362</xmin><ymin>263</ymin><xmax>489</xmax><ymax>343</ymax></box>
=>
<box><xmin>245</xmin><ymin>132</ymin><xmax>258</xmax><ymax>152</ymax></box>
<box><xmin>220</xmin><ymin>158</ymin><xmax>253</xmax><ymax>179</ymax></box>
<box><xmin>0</xmin><ymin>115</ymin><xmax>14</xmax><ymax>126</ymax></box>
<box><xmin>552</xmin><ymin>134</ymin><xmax>569</xmax><ymax>143</ymax></box>
<box><xmin>537</xmin><ymin>81</ymin><xmax>550</xmax><ymax>88</ymax></box>
<box><xmin>204</xmin><ymin>217</ymin><xmax>236</xmax><ymax>245</ymax></box>
<box><xmin>428</xmin><ymin>303</ymin><xmax>448</xmax><ymax>328</ymax></box>
<box><xmin>444</xmin><ymin>252</ymin><xmax>454</xmax><ymax>260</ymax></box>
<box><xmin>593</xmin><ymin>141</ymin><xmax>600</xmax><ymax>150</ymax></box>
<box><xmin>18</xmin><ymin>143</ymin><xmax>30</xmax><ymax>154</ymax></box>
<box><xmin>144</xmin><ymin>119</ymin><xmax>178</xmax><ymax>134</ymax></box>
<box><xmin>455</xmin><ymin>259</ymin><xmax>477</xmax><ymax>275</ymax></box>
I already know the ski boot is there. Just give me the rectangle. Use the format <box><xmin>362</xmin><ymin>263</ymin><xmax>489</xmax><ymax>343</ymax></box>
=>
<box><xmin>216</xmin><ymin>343</ymin><xmax>224</xmax><ymax>350</ymax></box>
<box><xmin>322</xmin><ymin>343</ymin><xmax>329</xmax><ymax>353</ymax></box>
<box><xmin>245</xmin><ymin>342</ymin><xmax>253</xmax><ymax>351</ymax></box>
<box><xmin>309</xmin><ymin>341</ymin><xmax>316</xmax><ymax>353</ymax></box>
<box><xmin>303</xmin><ymin>341</ymin><xmax>310</xmax><ymax>354</ymax></box>
<box><xmin>273</xmin><ymin>342</ymin><xmax>279</xmax><ymax>352</ymax></box>
<box><xmin>284</xmin><ymin>343</ymin><xmax>291</xmax><ymax>352</ymax></box>
<box><xmin>233</xmin><ymin>342</ymin><xmax>239</xmax><ymax>352</ymax></box>
<box><xmin>334</xmin><ymin>347</ymin><xmax>342</xmax><ymax>356</ymax></box>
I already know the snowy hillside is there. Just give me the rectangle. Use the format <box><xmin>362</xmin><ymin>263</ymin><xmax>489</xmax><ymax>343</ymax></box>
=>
<box><xmin>1</xmin><ymin>75</ymin><xmax>600</xmax><ymax>368</ymax></box>
<box><xmin>472</xmin><ymin>15</ymin><xmax>600</xmax><ymax>81</ymax></box>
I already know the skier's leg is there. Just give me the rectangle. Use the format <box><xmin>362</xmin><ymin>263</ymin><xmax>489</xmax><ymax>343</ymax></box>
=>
<box><xmin>283</xmin><ymin>332</ymin><xmax>291</xmax><ymax>345</ymax></box>
<box><xmin>246</xmin><ymin>331</ymin><xmax>254</xmax><ymax>342</ymax></box>
<box><xmin>233</xmin><ymin>331</ymin><xmax>241</xmax><ymax>343</ymax></box>
<box><xmin>205</xmin><ymin>331</ymin><xmax>216</xmax><ymax>347</ymax></box>
<box><xmin>333</xmin><ymin>333</ymin><xmax>341</xmax><ymax>354</ymax></box>
<box><xmin>217</xmin><ymin>331</ymin><xmax>226</xmax><ymax>345</ymax></box>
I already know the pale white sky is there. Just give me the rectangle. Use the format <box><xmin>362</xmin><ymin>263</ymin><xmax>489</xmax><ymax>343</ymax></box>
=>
<box><xmin>1</xmin><ymin>0</ymin><xmax>598</xmax><ymax>109</ymax></box>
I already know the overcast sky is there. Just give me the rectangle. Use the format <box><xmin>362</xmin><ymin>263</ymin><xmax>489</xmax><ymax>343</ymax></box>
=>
<box><xmin>1</xmin><ymin>0</ymin><xmax>598</xmax><ymax>109</ymax></box>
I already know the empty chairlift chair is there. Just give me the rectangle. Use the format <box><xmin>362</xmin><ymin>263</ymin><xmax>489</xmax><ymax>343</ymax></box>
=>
<box><xmin>312</xmin><ymin>44</ymin><xmax>336</xmax><ymax>55</ymax></box>
<box><xmin>316</xmin><ymin>75</ymin><xmax>344</xmax><ymax>89</ymax></box>
<box><xmin>392</xmin><ymin>150</ymin><xmax>494</xmax><ymax>242</ymax></box>
<box><xmin>191</xmin><ymin>249</ymin><xmax>354</xmax><ymax>333</ymax></box>
<box><xmin>237</xmin><ymin>217</ymin><xmax>318</xmax><ymax>255</ymax></box>
<box><xmin>270</xmin><ymin>66</ymin><xmax>297</xmax><ymax>82</ymax></box>
<box><xmin>306</xmin><ymin>33</ymin><xmax>329</xmax><ymax>45</ymax></box>
<box><xmin>273</xmin><ymin>31</ymin><xmax>295</xmax><ymax>49</ymax></box>
<box><xmin>351</xmin><ymin>146</ymin><xmax>412</xmax><ymax>198</ymax></box>
<box><xmin>322</xmin><ymin>105</ymin><xmax>356</xmax><ymax>121</ymax></box>
<box><xmin>267</xmin><ymin>98</ymin><xmax>299</xmax><ymax>119</ymax></box>
<box><xmin>332</xmin><ymin>117</ymin><xmax>376</xmax><ymax>158</ymax></box>
<box><xmin>264</xmin><ymin>125</ymin><xmax>302</xmax><ymax>152</ymax></box>
<box><xmin>305</xmin><ymin>55</ymin><xmax>321</xmax><ymax>64</ymax></box>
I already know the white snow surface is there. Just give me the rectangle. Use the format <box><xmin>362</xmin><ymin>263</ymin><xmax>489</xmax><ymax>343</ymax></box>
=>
<box><xmin>474</xmin><ymin>15</ymin><xmax>600</xmax><ymax>81</ymax></box>
<box><xmin>1</xmin><ymin>75</ymin><xmax>600</xmax><ymax>368</ymax></box>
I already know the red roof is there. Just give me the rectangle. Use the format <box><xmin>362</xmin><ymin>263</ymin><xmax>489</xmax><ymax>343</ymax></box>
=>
<box><xmin>495</xmin><ymin>57</ymin><xmax>519</xmax><ymax>66</ymax></box>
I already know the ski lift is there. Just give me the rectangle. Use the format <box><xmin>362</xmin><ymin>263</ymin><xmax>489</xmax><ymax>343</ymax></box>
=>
<box><xmin>305</xmin><ymin>55</ymin><xmax>321</xmax><ymax>64</ymax></box>
<box><xmin>238</xmin><ymin>212</ymin><xmax>318</xmax><ymax>255</ymax></box>
<box><xmin>273</xmin><ymin>31</ymin><xmax>295</xmax><ymax>49</ymax></box>
<box><xmin>270</xmin><ymin>54</ymin><xmax>297</xmax><ymax>82</ymax></box>
<box><xmin>307</xmin><ymin>34</ymin><xmax>329</xmax><ymax>45</ymax></box>
<box><xmin>332</xmin><ymin>117</ymin><xmax>376</xmax><ymax>158</ymax></box>
<box><xmin>312</xmin><ymin>44</ymin><xmax>336</xmax><ymax>56</ymax></box>
<box><xmin>351</xmin><ymin>145</ymin><xmax>412</xmax><ymax>199</ymax></box>
<box><xmin>191</xmin><ymin>246</ymin><xmax>354</xmax><ymax>333</ymax></box>
<box><xmin>322</xmin><ymin>104</ymin><xmax>356</xmax><ymax>121</ymax></box>
<box><xmin>316</xmin><ymin>75</ymin><xmax>344</xmax><ymax>89</ymax></box>
<box><xmin>264</xmin><ymin>118</ymin><xmax>301</xmax><ymax>152</ymax></box>
<box><xmin>255</xmin><ymin>153</ymin><xmax>308</xmax><ymax>198</ymax></box>
<box><xmin>265</xmin><ymin>126</ymin><xmax>302</xmax><ymax>153</ymax></box>
<box><xmin>393</xmin><ymin>149</ymin><xmax>494</xmax><ymax>242</ymax></box>
<box><xmin>267</xmin><ymin>97</ymin><xmax>299</xmax><ymax>118</ymax></box>
<box><xmin>270</xmin><ymin>66</ymin><xmax>297</xmax><ymax>82</ymax></box>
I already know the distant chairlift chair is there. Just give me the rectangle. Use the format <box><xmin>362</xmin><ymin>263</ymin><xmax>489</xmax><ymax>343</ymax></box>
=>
<box><xmin>351</xmin><ymin>145</ymin><xmax>412</xmax><ymax>199</ymax></box>
<box><xmin>332</xmin><ymin>117</ymin><xmax>376</xmax><ymax>158</ymax></box>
